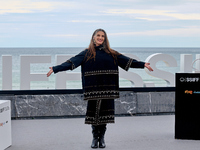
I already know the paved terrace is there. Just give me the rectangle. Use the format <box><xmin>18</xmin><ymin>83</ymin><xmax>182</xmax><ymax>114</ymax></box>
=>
<box><xmin>6</xmin><ymin>115</ymin><xmax>200</xmax><ymax>150</ymax></box>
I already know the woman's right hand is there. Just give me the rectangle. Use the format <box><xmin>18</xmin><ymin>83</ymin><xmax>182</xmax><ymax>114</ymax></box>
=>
<box><xmin>47</xmin><ymin>67</ymin><xmax>53</xmax><ymax>77</ymax></box>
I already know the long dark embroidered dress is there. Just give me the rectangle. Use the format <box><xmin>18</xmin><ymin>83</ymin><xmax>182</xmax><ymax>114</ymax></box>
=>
<box><xmin>53</xmin><ymin>45</ymin><xmax>145</xmax><ymax>125</ymax></box>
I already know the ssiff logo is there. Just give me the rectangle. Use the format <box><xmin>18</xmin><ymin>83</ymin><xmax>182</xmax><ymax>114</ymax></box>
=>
<box><xmin>185</xmin><ymin>90</ymin><xmax>193</xmax><ymax>94</ymax></box>
<box><xmin>180</xmin><ymin>77</ymin><xmax>200</xmax><ymax>82</ymax></box>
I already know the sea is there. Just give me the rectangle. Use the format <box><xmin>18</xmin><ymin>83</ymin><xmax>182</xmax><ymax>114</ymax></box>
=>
<box><xmin>0</xmin><ymin>47</ymin><xmax>199</xmax><ymax>90</ymax></box>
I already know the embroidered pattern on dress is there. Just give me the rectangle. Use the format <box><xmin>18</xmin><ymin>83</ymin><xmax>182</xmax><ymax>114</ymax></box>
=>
<box><xmin>85</xmin><ymin>115</ymin><xmax>114</xmax><ymax>120</ymax></box>
<box><xmin>85</xmin><ymin>114</ymin><xmax>115</xmax><ymax>125</ymax></box>
<box><xmin>85</xmin><ymin>100</ymin><xmax>115</xmax><ymax>125</ymax></box>
<box><xmin>84</xmin><ymin>90</ymin><xmax>119</xmax><ymax>96</ymax></box>
<box><xmin>99</xmin><ymin>115</ymin><xmax>115</xmax><ymax>119</ymax></box>
<box><xmin>66</xmin><ymin>60</ymin><xmax>76</xmax><ymax>70</ymax></box>
<box><xmin>84</xmin><ymin>70</ymin><xmax>118</xmax><ymax>76</ymax></box>
<box><xmin>84</xmin><ymin>95</ymin><xmax>119</xmax><ymax>100</ymax></box>
<box><xmin>85</xmin><ymin>120</ymin><xmax>115</xmax><ymax>125</ymax></box>
<box><xmin>125</xmin><ymin>58</ymin><xmax>133</xmax><ymax>71</ymax></box>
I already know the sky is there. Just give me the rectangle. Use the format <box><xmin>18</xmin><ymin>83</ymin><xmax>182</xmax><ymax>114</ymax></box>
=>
<box><xmin>0</xmin><ymin>0</ymin><xmax>200</xmax><ymax>47</ymax></box>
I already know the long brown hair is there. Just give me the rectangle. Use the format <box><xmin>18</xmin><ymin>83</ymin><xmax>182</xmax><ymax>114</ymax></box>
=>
<box><xmin>85</xmin><ymin>29</ymin><xmax>121</xmax><ymax>62</ymax></box>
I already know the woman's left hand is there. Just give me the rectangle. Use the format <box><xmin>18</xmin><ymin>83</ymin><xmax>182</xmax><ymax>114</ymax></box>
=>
<box><xmin>145</xmin><ymin>63</ymin><xmax>153</xmax><ymax>72</ymax></box>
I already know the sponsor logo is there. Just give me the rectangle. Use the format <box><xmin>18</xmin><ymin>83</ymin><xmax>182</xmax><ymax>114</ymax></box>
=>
<box><xmin>184</xmin><ymin>90</ymin><xmax>200</xmax><ymax>95</ymax></box>
<box><xmin>185</xmin><ymin>90</ymin><xmax>193</xmax><ymax>94</ymax></box>
<box><xmin>0</xmin><ymin>106</ymin><xmax>9</xmax><ymax>114</ymax></box>
<box><xmin>0</xmin><ymin>121</ymin><xmax>9</xmax><ymax>127</ymax></box>
<box><xmin>180</xmin><ymin>77</ymin><xmax>200</xmax><ymax>83</ymax></box>
<box><xmin>194</xmin><ymin>91</ymin><xmax>200</xmax><ymax>94</ymax></box>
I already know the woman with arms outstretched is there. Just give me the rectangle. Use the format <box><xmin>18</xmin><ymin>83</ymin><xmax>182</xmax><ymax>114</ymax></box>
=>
<box><xmin>47</xmin><ymin>29</ymin><xmax>153</xmax><ymax>148</ymax></box>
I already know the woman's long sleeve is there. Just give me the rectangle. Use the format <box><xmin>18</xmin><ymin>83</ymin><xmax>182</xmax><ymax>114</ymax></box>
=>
<box><xmin>53</xmin><ymin>61</ymin><xmax>73</xmax><ymax>73</ymax></box>
<box><xmin>53</xmin><ymin>50</ymin><xmax>87</xmax><ymax>74</ymax></box>
<box><xmin>117</xmin><ymin>54</ymin><xmax>145</xmax><ymax>71</ymax></box>
<box><xmin>130</xmin><ymin>59</ymin><xmax>145</xmax><ymax>68</ymax></box>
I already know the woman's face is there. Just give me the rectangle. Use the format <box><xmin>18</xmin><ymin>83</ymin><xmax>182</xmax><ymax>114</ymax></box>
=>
<box><xmin>93</xmin><ymin>31</ymin><xmax>105</xmax><ymax>46</ymax></box>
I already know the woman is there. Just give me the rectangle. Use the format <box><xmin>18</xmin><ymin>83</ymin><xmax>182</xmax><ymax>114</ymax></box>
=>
<box><xmin>47</xmin><ymin>29</ymin><xmax>153</xmax><ymax>148</ymax></box>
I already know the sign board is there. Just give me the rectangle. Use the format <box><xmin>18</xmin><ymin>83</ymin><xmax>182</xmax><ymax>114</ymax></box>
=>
<box><xmin>175</xmin><ymin>73</ymin><xmax>200</xmax><ymax>140</ymax></box>
<box><xmin>0</xmin><ymin>100</ymin><xmax>12</xmax><ymax>150</ymax></box>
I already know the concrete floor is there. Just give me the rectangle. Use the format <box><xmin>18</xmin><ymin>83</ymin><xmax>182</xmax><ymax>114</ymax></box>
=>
<box><xmin>6</xmin><ymin>115</ymin><xmax>200</xmax><ymax>150</ymax></box>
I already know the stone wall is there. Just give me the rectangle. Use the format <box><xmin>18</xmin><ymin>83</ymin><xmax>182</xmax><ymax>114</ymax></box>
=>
<box><xmin>0</xmin><ymin>91</ymin><xmax>175</xmax><ymax>119</ymax></box>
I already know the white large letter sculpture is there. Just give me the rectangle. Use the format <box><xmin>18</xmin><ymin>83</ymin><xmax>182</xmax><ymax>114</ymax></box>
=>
<box><xmin>2</xmin><ymin>55</ymin><xmax>12</xmax><ymax>90</ymax></box>
<box><xmin>20</xmin><ymin>55</ymin><xmax>51</xmax><ymax>90</ymax></box>
<box><xmin>145</xmin><ymin>53</ymin><xmax>177</xmax><ymax>86</ymax></box>
<box><xmin>55</xmin><ymin>55</ymin><xmax>81</xmax><ymax>89</ymax></box>
<box><xmin>194</xmin><ymin>54</ymin><xmax>200</xmax><ymax>73</ymax></box>
<box><xmin>2</xmin><ymin>52</ymin><xmax>199</xmax><ymax>90</ymax></box>
<box><xmin>180</xmin><ymin>54</ymin><xmax>193</xmax><ymax>73</ymax></box>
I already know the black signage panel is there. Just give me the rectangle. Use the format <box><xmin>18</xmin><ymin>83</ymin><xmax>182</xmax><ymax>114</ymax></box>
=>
<box><xmin>175</xmin><ymin>73</ymin><xmax>200</xmax><ymax>140</ymax></box>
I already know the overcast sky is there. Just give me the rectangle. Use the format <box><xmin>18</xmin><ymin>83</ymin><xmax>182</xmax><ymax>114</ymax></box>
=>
<box><xmin>0</xmin><ymin>0</ymin><xmax>200</xmax><ymax>47</ymax></box>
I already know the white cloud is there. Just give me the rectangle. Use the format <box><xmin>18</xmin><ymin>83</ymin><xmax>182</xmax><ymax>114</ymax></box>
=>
<box><xmin>103</xmin><ymin>9</ymin><xmax>200</xmax><ymax>21</ymax></box>
<box><xmin>0</xmin><ymin>0</ymin><xmax>75</xmax><ymax>14</ymax></box>
<box><xmin>44</xmin><ymin>34</ymin><xmax>79</xmax><ymax>37</ymax></box>
<box><xmin>0</xmin><ymin>0</ymin><xmax>199</xmax><ymax>47</ymax></box>
<box><xmin>109</xmin><ymin>26</ymin><xmax>200</xmax><ymax>37</ymax></box>
<box><xmin>67</xmin><ymin>20</ymin><xmax>103</xmax><ymax>23</ymax></box>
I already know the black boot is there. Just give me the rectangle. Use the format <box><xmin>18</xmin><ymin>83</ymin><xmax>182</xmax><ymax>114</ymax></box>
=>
<box><xmin>91</xmin><ymin>125</ymin><xmax>99</xmax><ymax>148</ymax></box>
<box><xmin>98</xmin><ymin>124</ymin><xmax>106</xmax><ymax>148</ymax></box>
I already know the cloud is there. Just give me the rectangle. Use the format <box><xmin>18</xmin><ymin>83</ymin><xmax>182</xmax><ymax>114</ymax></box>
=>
<box><xmin>67</xmin><ymin>20</ymin><xmax>103</xmax><ymax>23</ymax></box>
<box><xmin>0</xmin><ymin>0</ymin><xmax>75</xmax><ymax>14</ymax></box>
<box><xmin>103</xmin><ymin>9</ymin><xmax>200</xmax><ymax>21</ymax></box>
<box><xmin>109</xmin><ymin>26</ymin><xmax>200</xmax><ymax>37</ymax></box>
<box><xmin>44</xmin><ymin>34</ymin><xmax>79</xmax><ymax>37</ymax></box>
